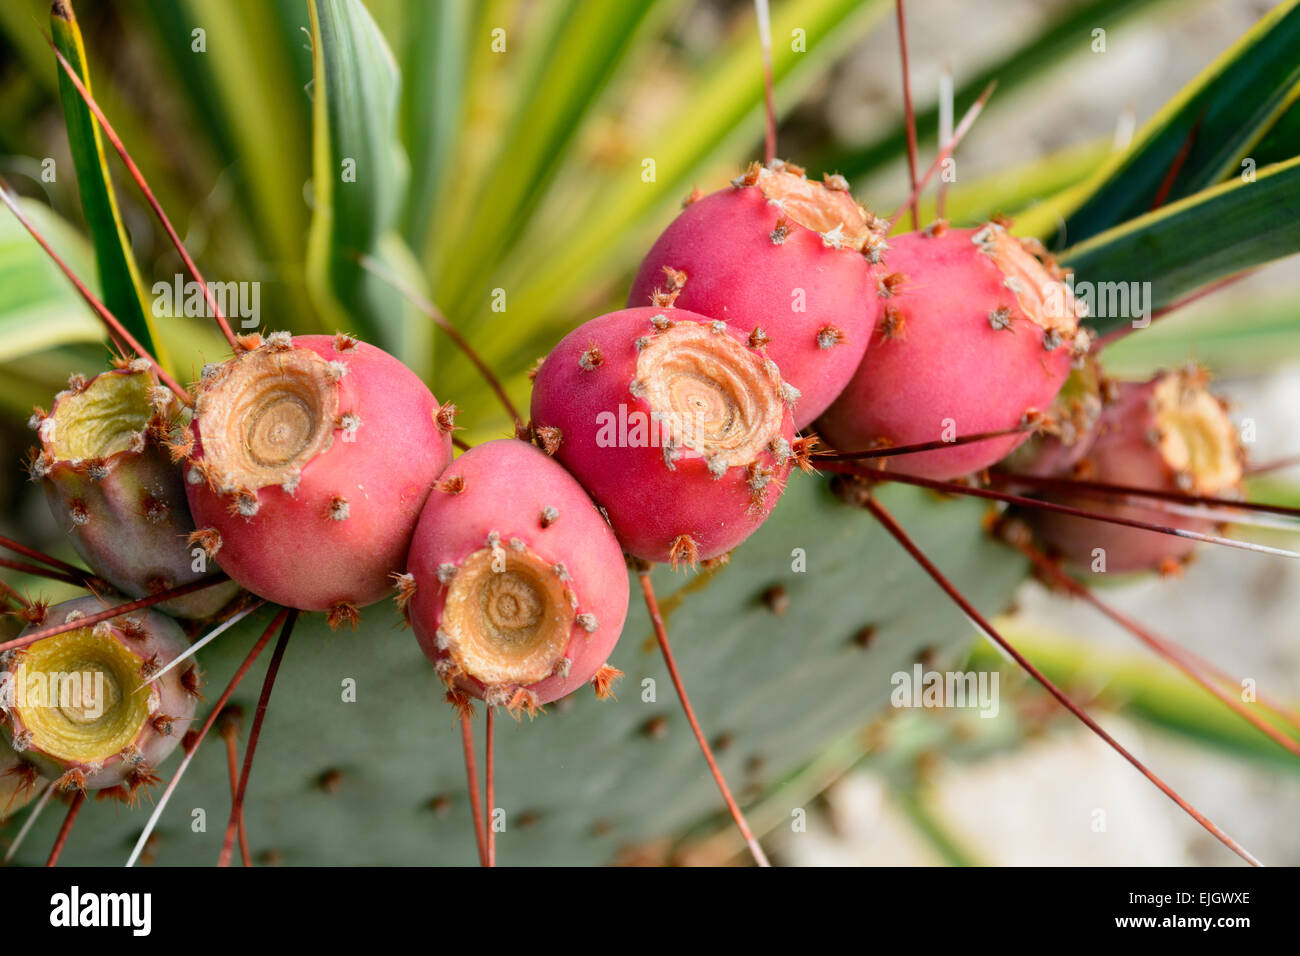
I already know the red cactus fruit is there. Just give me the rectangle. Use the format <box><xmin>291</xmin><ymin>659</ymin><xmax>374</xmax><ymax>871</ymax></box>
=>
<box><xmin>0</xmin><ymin>595</ymin><xmax>197</xmax><ymax>797</ymax></box>
<box><xmin>1024</xmin><ymin>366</ymin><xmax>1244</xmax><ymax>574</ymax></box>
<box><xmin>529</xmin><ymin>307</ymin><xmax>798</xmax><ymax>565</ymax></box>
<box><xmin>184</xmin><ymin>333</ymin><xmax>453</xmax><ymax>622</ymax></box>
<box><xmin>1004</xmin><ymin>355</ymin><xmax>1107</xmax><ymax>479</ymax></box>
<box><xmin>402</xmin><ymin>439</ymin><xmax>629</xmax><ymax>712</ymax></box>
<box><xmin>30</xmin><ymin>363</ymin><xmax>240</xmax><ymax>620</ymax></box>
<box><xmin>629</xmin><ymin>160</ymin><xmax>887</xmax><ymax>428</ymax></box>
<box><xmin>818</xmin><ymin>222</ymin><xmax>1091</xmax><ymax>480</ymax></box>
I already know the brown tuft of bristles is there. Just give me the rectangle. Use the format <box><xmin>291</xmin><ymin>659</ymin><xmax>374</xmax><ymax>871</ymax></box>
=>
<box><xmin>445</xmin><ymin>688</ymin><xmax>476</xmax><ymax>723</ymax></box>
<box><xmin>579</xmin><ymin>343</ymin><xmax>604</xmax><ymax>371</ymax></box>
<box><xmin>235</xmin><ymin>332</ymin><xmax>263</xmax><ymax>351</ymax></box>
<box><xmin>435</xmin><ymin>403</ymin><xmax>461</xmax><ymax>434</ymax></box>
<box><xmin>390</xmin><ymin>571</ymin><xmax>417</xmax><ymax>614</ymax></box>
<box><xmin>187</xmin><ymin>527</ymin><xmax>222</xmax><ymax>558</ymax></box>
<box><xmin>591</xmin><ymin>664</ymin><xmax>624</xmax><ymax>701</ymax></box>
<box><xmin>180</xmin><ymin>663</ymin><xmax>203</xmax><ymax>699</ymax></box>
<box><xmin>650</xmin><ymin>287</ymin><xmax>680</xmax><ymax>308</ymax></box>
<box><xmin>816</xmin><ymin>325</ymin><xmax>845</xmax><ymax>349</ymax></box>
<box><xmin>327</xmin><ymin>601</ymin><xmax>361</xmax><ymax>632</ymax></box>
<box><xmin>125</xmin><ymin>764</ymin><xmax>161</xmax><ymax>806</ymax></box>
<box><xmin>54</xmin><ymin>768</ymin><xmax>87</xmax><ymax>794</ymax></box>
<box><xmin>334</xmin><ymin>332</ymin><xmax>360</xmax><ymax>353</ymax></box>
<box><xmin>151</xmin><ymin>713</ymin><xmax>176</xmax><ymax>737</ymax></box>
<box><xmin>505</xmin><ymin>687</ymin><xmax>543</xmax><ymax>721</ymax></box>
<box><xmin>19</xmin><ymin>599</ymin><xmax>50</xmax><ymax>626</ymax></box>
<box><xmin>527</xmin><ymin>356</ymin><xmax>546</xmax><ymax>381</ymax></box>
<box><xmin>682</xmin><ymin>186</ymin><xmax>704</xmax><ymax>208</ymax></box>
<box><xmin>748</xmin><ymin>327</ymin><xmax>771</xmax><ymax>349</ymax></box>
<box><xmin>731</xmin><ymin>162</ymin><xmax>762</xmax><ymax>188</ymax></box>
<box><xmin>880</xmin><ymin>306</ymin><xmax>907</xmax><ymax>342</ymax></box>
<box><xmin>533</xmin><ymin>424</ymin><xmax>563</xmax><ymax>456</ymax></box>
<box><xmin>436</xmin><ymin>474</ymin><xmax>466</xmax><ymax>495</ymax></box>
<box><xmin>660</xmin><ymin>265</ymin><xmax>687</xmax><ymax>292</ymax></box>
<box><xmin>791</xmin><ymin>433</ymin><xmax>820</xmax><ymax>473</ymax></box>
<box><xmin>668</xmin><ymin>534</ymin><xmax>699</xmax><ymax>571</ymax></box>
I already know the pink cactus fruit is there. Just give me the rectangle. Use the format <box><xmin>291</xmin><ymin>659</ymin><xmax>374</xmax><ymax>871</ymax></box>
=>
<box><xmin>29</xmin><ymin>363</ymin><xmax>240</xmax><ymax>620</ymax></box>
<box><xmin>1024</xmin><ymin>366</ymin><xmax>1244</xmax><ymax>575</ymax></box>
<box><xmin>529</xmin><ymin>307</ymin><xmax>800</xmax><ymax>566</ymax></box>
<box><xmin>402</xmin><ymin>439</ymin><xmax>629</xmax><ymax>713</ymax></box>
<box><xmin>629</xmin><ymin>160</ymin><xmax>887</xmax><ymax>428</ymax></box>
<box><xmin>818</xmin><ymin>222</ymin><xmax>1091</xmax><ymax>480</ymax></box>
<box><xmin>1003</xmin><ymin>354</ymin><xmax>1107</xmax><ymax>478</ymax></box>
<box><xmin>0</xmin><ymin>594</ymin><xmax>198</xmax><ymax>800</ymax></box>
<box><xmin>183</xmin><ymin>333</ymin><xmax>454</xmax><ymax>626</ymax></box>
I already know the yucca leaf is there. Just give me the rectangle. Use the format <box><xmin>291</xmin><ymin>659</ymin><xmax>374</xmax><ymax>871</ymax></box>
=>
<box><xmin>431</xmin><ymin>0</ymin><xmax>673</xmax><ymax>312</ymax></box>
<box><xmin>142</xmin><ymin>0</ymin><xmax>315</xmax><ymax>331</ymax></box>
<box><xmin>50</xmin><ymin>0</ymin><xmax>165</xmax><ymax>366</ymax></box>
<box><xmin>1102</xmin><ymin>294</ymin><xmax>1300</xmax><ymax>376</ymax></box>
<box><xmin>395</xmin><ymin>0</ymin><xmax>472</xmax><ymax>255</ymax></box>
<box><xmin>818</xmin><ymin>0</ymin><xmax>1177</xmax><ymax>184</ymax></box>
<box><xmin>1051</xmin><ymin>0</ymin><xmax>1300</xmax><ymax>245</ymax></box>
<box><xmin>0</xmin><ymin>197</ymin><xmax>100</xmax><ymax>363</ymax></box>
<box><xmin>305</xmin><ymin>0</ymin><xmax>430</xmax><ymax>375</ymax></box>
<box><xmin>1062</xmin><ymin>155</ymin><xmax>1300</xmax><ymax>339</ymax></box>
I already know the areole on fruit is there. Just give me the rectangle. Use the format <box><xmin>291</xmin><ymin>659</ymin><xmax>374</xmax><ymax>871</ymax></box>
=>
<box><xmin>0</xmin><ymin>732</ymin><xmax>41</xmax><ymax>819</ymax></box>
<box><xmin>185</xmin><ymin>333</ymin><xmax>454</xmax><ymax>622</ymax></box>
<box><xmin>31</xmin><ymin>363</ymin><xmax>240</xmax><ymax>620</ymax></box>
<box><xmin>818</xmin><ymin>221</ymin><xmax>1090</xmax><ymax>481</ymax></box>
<box><xmin>404</xmin><ymin>439</ymin><xmax>629</xmax><ymax>712</ymax></box>
<box><xmin>629</xmin><ymin>160</ymin><xmax>886</xmax><ymax>429</ymax></box>
<box><xmin>1023</xmin><ymin>365</ymin><xmax>1244</xmax><ymax>575</ymax></box>
<box><xmin>0</xmin><ymin>595</ymin><xmax>198</xmax><ymax>798</ymax></box>
<box><xmin>530</xmin><ymin>307</ymin><xmax>798</xmax><ymax>565</ymax></box>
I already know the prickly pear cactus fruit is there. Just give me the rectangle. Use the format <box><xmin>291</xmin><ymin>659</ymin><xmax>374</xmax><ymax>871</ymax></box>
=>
<box><xmin>0</xmin><ymin>595</ymin><xmax>198</xmax><ymax>799</ymax></box>
<box><xmin>30</xmin><ymin>364</ymin><xmax>240</xmax><ymax>620</ymax></box>
<box><xmin>530</xmin><ymin>307</ymin><xmax>799</xmax><ymax>565</ymax></box>
<box><xmin>630</xmin><ymin>160</ymin><xmax>887</xmax><ymax>429</ymax></box>
<box><xmin>818</xmin><ymin>222</ymin><xmax>1092</xmax><ymax>480</ymax></box>
<box><xmin>404</xmin><ymin>439</ymin><xmax>629</xmax><ymax>712</ymax></box>
<box><xmin>3</xmin><ymin>479</ymin><xmax>1024</xmax><ymax>865</ymax></box>
<box><xmin>183</xmin><ymin>333</ymin><xmax>454</xmax><ymax>623</ymax></box>
<box><xmin>1023</xmin><ymin>366</ymin><xmax>1243</xmax><ymax>574</ymax></box>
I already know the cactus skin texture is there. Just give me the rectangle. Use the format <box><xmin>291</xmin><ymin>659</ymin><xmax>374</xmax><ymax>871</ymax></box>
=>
<box><xmin>0</xmin><ymin>595</ymin><xmax>197</xmax><ymax>796</ymax></box>
<box><xmin>818</xmin><ymin>223</ymin><xmax>1089</xmax><ymax>480</ymax></box>
<box><xmin>404</xmin><ymin>439</ymin><xmax>629</xmax><ymax>709</ymax></box>
<box><xmin>31</xmin><ymin>366</ymin><xmax>240</xmax><ymax>620</ymax></box>
<box><xmin>529</xmin><ymin>307</ymin><xmax>797</xmax><ymax>565</ymax></box>
<box><xmin>0</xmin><ymin>480</ymin><xmax>1024</xmax><ymax>864</ymax></box>
<box><xmin>185</xmin><ymin>333</ymin><xmax>454</xmax><ymax>617</ymax></box>
<box><xmin>1024</xmin><ymin>367</ymin><xmax>1244</xmax><ymax>574</ymax></box>
<box><xmin>629</xmin><ymin>161</ymin><xmax>885</xmax><ymax>429</ymax></box>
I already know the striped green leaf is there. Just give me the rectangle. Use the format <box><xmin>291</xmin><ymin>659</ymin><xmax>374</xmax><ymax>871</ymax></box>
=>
<box><xmin>50</xmin><ymin>0</ymin><xmax>164</xmax><ymax>365</ymax></box>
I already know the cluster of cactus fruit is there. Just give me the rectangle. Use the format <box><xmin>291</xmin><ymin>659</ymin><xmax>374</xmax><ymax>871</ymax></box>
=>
<box><xmin>0</xmin><ymin>148</ymin><xmax>1245</xmax><ymax>844</ymax></box>
<box><xmin>4</xmin><ymin>0</ymin><xmax>1290</xmax><ymax>867</ymax></box>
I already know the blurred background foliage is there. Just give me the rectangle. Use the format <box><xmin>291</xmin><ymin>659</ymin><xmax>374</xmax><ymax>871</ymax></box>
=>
<box><xmin>1</xmin><ymin>0</ymin><xmax>1299</xmax><ymax>863</ymax></box>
